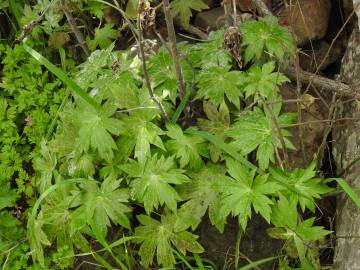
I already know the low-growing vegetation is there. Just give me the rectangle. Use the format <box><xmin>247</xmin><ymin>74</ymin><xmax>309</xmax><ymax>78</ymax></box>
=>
<box><xmin>1</xmin><ymin>0</ymin><xmax>359</xmax><ymax>269</ymax></box>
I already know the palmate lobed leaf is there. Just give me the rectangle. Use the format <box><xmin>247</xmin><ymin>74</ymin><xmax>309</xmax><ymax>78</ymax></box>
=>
<box><xmin>121</xmin><ymin>155</ymin><xmax>189</xmax><ymax>214</ymax></box>
<box><xmin>269</xmin><ymin>161</ymin><xmax>332</xmax><ymax>212</ymax></box>
<box><xmin>187</xmin><ymin>30</ymin><xmax>232</xmax><ymax>69</ymax></box>
<box><xmin>72</xmin><ymin>103</ymin><xmax>124</xmax><ymax>162</ymax></box>
<box><xmin>134</xmin><ymin>213</ymin><xmax>204</xmax><ymax>267</ymax></box>
<box><xmin>215</xmin><ymin>158</ymin><xmax>282</xmax><ymax>230</ymax></box>
<box><xmin>197</xmin><ymin>101</ymin><xmax>230</xmax><ymax>162</ymax></box>
<box><xmin>227</xmin><ymin>106</ymin><xmax>296</xmax><ymax>170</ymax></box>
<box><xmin>175</xmin><ymin>164</ymin><xmax>226</xmax><ymax>232</ymax></box>
<box><xmin>171</xmin><ymin>0</ymin><xmax>208</xmax><ymax>29</ymax></box>
<box><xmin>33</xmin><ymin>140</ymin><xmax>57</xmax><ymax>193</ymax></box>
<box><xmin>269</xmin><ymin>195</ymin><xmax>331</xmax><ymax>260</ymax></box>
<box><xmin>120</xmin><ymin>112</ymin><xmax>165</xmax><ymax>164</ymax></box>
<box><xmin>148</xmin><ymin>47</ymin><xmax>193</xmax><ymax>104</ymax></box>
<box><xmin>70</xmin><ymin>177</ymin><xmax>132</xmax><ymax>237</ymax></box>
<box><xmin>240</xmin><ymin>16</ymin><xmax>296</xmax><ymax>63</ymax></box>
<box><xmin>165</xmin><ymin>124</ymin><xmax>209</xmax><ymax>170</ymax></box>
<box><xmin>196</xmin><ymin>66</ymin><xmax>245</xmax><ymax>108</ymax></box>
<box><xmin>87</xmin><ymin>23</ymin><xmax>119</xmax><ymax>50</ymax></box>
<box><xmin>243</xmin><ymin>61</ymin><xmax>289</xmax><ymax>99</ymax></box>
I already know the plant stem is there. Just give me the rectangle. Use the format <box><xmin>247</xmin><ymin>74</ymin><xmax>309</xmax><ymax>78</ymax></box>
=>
<box><xmin>162</xmin><ymin>0</ymin><xmax>186</xmax><ymax>99</ymax></box>
<box><xmin>137</xmin><ymin>15</ymin><xmax>169</xmax><ymax>122</ymax></box>
<box><xmin>235</xmin><ymin>226</ymin><xmax>243</xmax><ymax>269</ymax></box>
<box><xmin>61</xmin><ymin>3</ymin><xmax>90</xmax><ymax>56</ymax></box>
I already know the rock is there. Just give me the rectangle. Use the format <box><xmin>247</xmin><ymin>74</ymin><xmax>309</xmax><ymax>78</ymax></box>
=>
<box><xmin>299</xmin><ymin>40</ymin><xmax>343</xmax><ymax>72</ymax></box>
<box><xmin>280</xmin><ymin>83</ymin><xmax>327</xmax><ymax>169</ymax></box>
<box><xmin>278</xmin><ymin>0</ymin><xmax>331</xmax><ymax>45</ymax></box>
<box><xmin>194</xmin><ymin>7</ymin><xmax>253</xmax><ymax>31</ymax></box>
<box><xmin>202</xmin><ymin>0</ymin><xmax>219</xmax><ymax>9</ymax></box>
<box><xmin>236</xmin><ymin>0</ymin><xmax>272</xmax><ymax>12</ymax></box>
<box><xmin>194</xmin><ymin>7</ymin><xmax>227</xmax><ymax>30</ymax></box>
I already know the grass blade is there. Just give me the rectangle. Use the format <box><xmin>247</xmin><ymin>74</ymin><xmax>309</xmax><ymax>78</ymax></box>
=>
<box><xmin>330</xmin><ymin>178</ymin><xmax>360</xmax><ymax>208</ymax></box>
<box><xmin>29</xmin><ymin>178</ymin><xmax>96</xmax><ymax>224</ymax></box>
<box><xmin>186</xmin><ymin>130</ymin><xmax>261</xmax><ymax>173</ymax></box>
<box><xmin>89</xmin><ymin>220</ymin><xmax>129</xmax><ymax>270</ymax></box>
<box><xmin>238</xmin><ymin>256</ymin><xmax>277</xmax><ymax>270</ymax></box>
<box><xmin>22</xmin><ymin>44</ymin><xmax>101</xmax><ymax>111</ymax></box>
<box><xmin>194</xmin><ymin>254</ymin><xmax>205</xmax><ymax>270</ymax></box>
<box><xmin>171</xmin><ymin>90</ymin><xmax>191</xmax><ymax>124</ymax></box>
<box><xmin>173</xmin><ymin>249</ymin><xmax>194</xmax><ymax>270</ymax></box>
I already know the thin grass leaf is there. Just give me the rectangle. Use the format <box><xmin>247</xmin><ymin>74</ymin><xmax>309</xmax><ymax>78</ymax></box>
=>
<box><xmin>186</xmin><ymin>130</ymin><xmax>261</xmax><ymax>173</ymax></box>
<box><xmin>58</xmin><ymin>236</ymin><xmax>139</xmax><ymax>259</ymax></box>
<box><xmin>330</xmin><ymin>178</ymin><xmax>360</xmax><ymax>208</ymax></box>
<box><xmin>194</xmin><ymin>254</ymin><xmax>205</xmax><ymax>270</ymax></box>
<box><xmin>91</xmin><ymin>252</ymin><xmax>114</xmax><ymax>270</ymax></box>
<box><xmin>89</xmin><ymin>220</ymin><xmax>129</xmax><ymax>270</ymax></box>
<box><xmin>173</xmin><ymin>249</ymin><xmax>195</xmax><ymax>270</ymax></box>
<box><xmin>238</xmin><ymin>256</ymin><xmax>277</xmax><ymax>270</ymax></box>
<box><xmin>22</xmin><ymin>44</ymin><xmax>101</xmax><ymax>110</ymax></box>
<box><xmin>9</xmin><ymin>0</ymin><xmax>21</xmax><ymax>27</ymax></box>
<box><xmin>29</xmin><ymin>178</ymin><xmax>96</xmax><ymax>226</ymax></box>
<box><xmin>171</xmin><ymin>90</ymin><xmax>191</xmax><ymax>124</ymax></box>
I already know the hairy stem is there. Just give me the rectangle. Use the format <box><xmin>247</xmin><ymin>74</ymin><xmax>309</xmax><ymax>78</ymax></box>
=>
<box><xmin>162</xmin><ymin>0</ymin><xmax>186</xmax><ymax>99</ymax></box>
<box><xmin>137</xmin><ymin>15</ymin><xmax>169</xmax><ymax>122</ymax></box>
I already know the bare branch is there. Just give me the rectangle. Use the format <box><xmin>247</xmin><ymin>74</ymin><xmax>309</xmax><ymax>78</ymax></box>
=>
<box><xmin>285</xmin><ymin>66</ymin><xmax>360</xmax><ymax>100</ymax></box>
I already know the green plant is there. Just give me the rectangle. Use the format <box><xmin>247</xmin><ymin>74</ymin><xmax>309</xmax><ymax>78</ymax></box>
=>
<box><xmin>24</xmin><ymin>16</ymin><xmax>335</xmax><ymax>269</ymax></box>
<box><xmin>1</xmin><ymin>1</ymin><xmax>358</xmax><ymax>269</ymax></box>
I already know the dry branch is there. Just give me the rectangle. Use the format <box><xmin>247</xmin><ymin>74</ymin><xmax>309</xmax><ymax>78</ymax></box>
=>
<box><xmin>285</xmin><ymin>66</ymin><xmax>360</xmax><ymax>100</ymax></box>
<box><xmin>62</xmin><ymin>8</ymin><xmax>90</xmax><ymax>56</ymax></box>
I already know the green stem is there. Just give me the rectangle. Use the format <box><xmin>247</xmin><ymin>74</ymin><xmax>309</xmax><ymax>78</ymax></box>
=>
<box><xmin>235</xmin><ymin>226</ymin><xmax>243</xmax><ymax>269</ymax></box>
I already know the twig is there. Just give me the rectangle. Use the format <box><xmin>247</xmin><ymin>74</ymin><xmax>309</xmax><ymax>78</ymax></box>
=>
<box><xmin>301</xmin><ymin>4</ymin><xmax>357</xmax><ymax>97</ymax></box>
<box><xmin>14</xmin><ymin>0</ymin><xmax>55</xmax><ymax>44</ymax></box>
<box><xmin>316</xmin><ymin>95</ymin><xmax>339</xmax><ymax>170</ymax></box>
<box><xmin>162</xmin><ymin>0</ymin><xmax>186</xmax><ymax>99</ymax></box>
<box><xmin>295</xmin><ymin>50</ymin><xmax>306</xmax><ymax>163</ymax></box>
<box><xmin>177</xmin><ymin>32</ymin><xmax>208</xmax><ymax>42</ymax></box>
<box><xmin>137</xmin><ymin>14</ymin><xmax>169</xmax><ymax>122</ymax></box>
<box><xmin>186</xmin><ymin>25</ymin><xmax>209</xmax><ymax>40</ymax></box>
<box><xmin>284</xmin><ymin>66</ymin><xmax>360</xmax><ymax>100</ymax></box>
<box><xmin>280</xmin><ymin>117</ymin><xmax>360</xmax><ymax>128</ymax></box>
<box><xmin>61</xmin><ymin>4</ymin><xmax>90</xmax><ymax>56</ymax></box>
<box><xmin>263</xmin><ymin>98</ymin><xmax>289</xmax><ymax>169</ymax></box>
